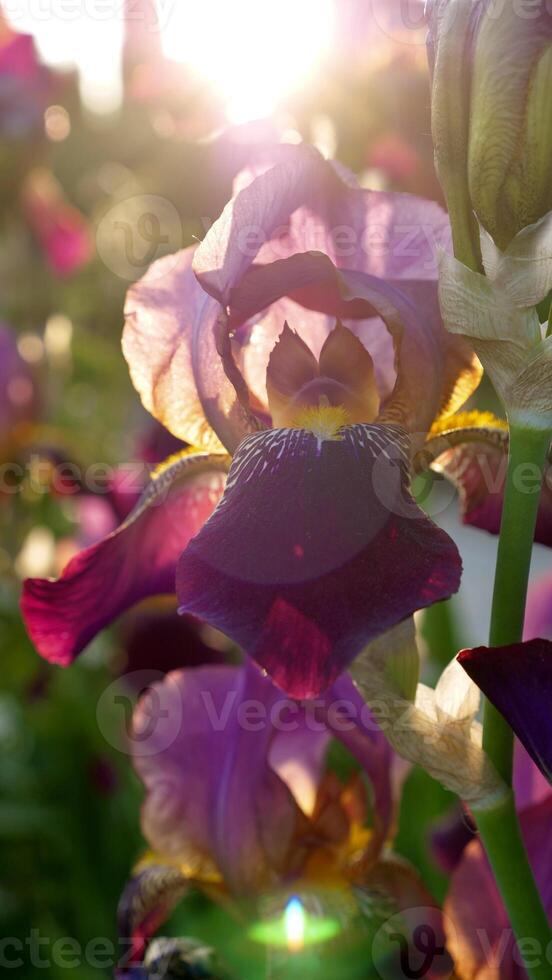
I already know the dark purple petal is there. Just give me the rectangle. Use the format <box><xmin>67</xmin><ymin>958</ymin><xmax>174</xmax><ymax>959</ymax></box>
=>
<box><xmin>177</xmin><ymin>424</ymin><xmax>461</xmax><ymax>698</ymax></box>
<box><xmin>21</xmin><ymin>452</ymin><xmax>228</xmax><ymax>664</ymax></box>
<box><xmin>118</xmin><ymin>604</ymin><xmax>229</xmax><ymax>680</ymax></box>
<box><xmin>459</xmin><ymin>640</ymin><xmax>552</xmax><ymax>784</ymax></box>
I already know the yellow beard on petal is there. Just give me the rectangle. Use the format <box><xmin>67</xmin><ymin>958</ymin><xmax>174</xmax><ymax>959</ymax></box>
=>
<box><xmin>291</xmin><ymin>402</ymin><xmax>351</xmax><ymax>442</ymax></box>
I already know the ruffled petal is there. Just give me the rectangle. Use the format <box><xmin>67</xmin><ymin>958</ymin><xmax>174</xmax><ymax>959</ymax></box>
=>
<box><xmin>177</xmin><ymin>424</ymin><xmax>461</xmax><ymax>698</ymax></box>
<box><xmin>21</xmin><ymin>451</ymin><xmax>228</xmax><ymax>664</ymax></box>
<box><xmin>193</xmin><ymin>144</ymin><xmax>451</xmax><ymax>305</ymax></box>
<box><xmin>459</xmin><ymin>639</ymin><xmax>552</xmax><ymax>784</ymax></box>
<box><xmin>123</xmin><ymin>247</ymin><xmax>249</xmax><ymax>453</ymax></box>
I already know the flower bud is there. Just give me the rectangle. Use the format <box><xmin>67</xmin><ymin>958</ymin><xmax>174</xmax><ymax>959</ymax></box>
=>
<box><xmin>429</xmin><ymin>0</ymin><xmax>552</xmax><ymax>258</ymax></box>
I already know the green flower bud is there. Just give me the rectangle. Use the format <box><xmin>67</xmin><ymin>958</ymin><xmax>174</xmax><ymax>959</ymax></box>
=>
<box><xmin>429</xmin><ymin>0</ymin><xmax>552</xmax><ymax>260</ymax></box>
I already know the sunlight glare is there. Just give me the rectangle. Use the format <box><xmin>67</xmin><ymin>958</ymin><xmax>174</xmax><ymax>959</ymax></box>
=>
<box><xmin>284</xmin><ymin>897</ymin><xmax>306</xmax><ymax>953</ymax></box>
<box><xmin>161</xmin><ymin>0</ymin><xmax>335</xmax><ymax>123</ymax></box>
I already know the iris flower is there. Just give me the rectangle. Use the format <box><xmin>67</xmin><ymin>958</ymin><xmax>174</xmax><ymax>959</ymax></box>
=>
<box><xmin>116</xmin><ymin>660</ymin><xmax>447</xmax><ymax>972</ymax></box>
<box><xmin>22</xmin><ymin>144</ymin><xmax>485</xmax><ymax>697</ymax></box>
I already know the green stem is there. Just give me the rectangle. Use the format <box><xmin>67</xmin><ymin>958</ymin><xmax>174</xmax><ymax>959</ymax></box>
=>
<box><xmin>483</xmin><ymin>424</ymin><xmax>551</xmax><ymax>783</ymax></box>
<box><xmin>472</xmin><ymin>423</ymin><xmax>552</xmax><ymax>974</ymax></box>
<box><xmin>475</xmin><ymin>795</ymin><xmax>552</xmax><ymax>980</ymax></box>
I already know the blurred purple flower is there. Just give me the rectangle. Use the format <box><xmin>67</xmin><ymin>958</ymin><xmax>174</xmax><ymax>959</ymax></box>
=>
<box><xmin>117</xmin><ymin>661</ymin><xmax>446</xmax><ymax>968</ymax></box>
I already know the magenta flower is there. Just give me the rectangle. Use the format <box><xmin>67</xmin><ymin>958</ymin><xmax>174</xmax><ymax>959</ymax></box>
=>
<box><xmin>0</xmin><ymin>27</ymin><xmax>50</xmax><ymax>139</ymax></box>
<box><xmin>22</xmin><ymin>169</ymin><xmax>91</xmax><ymax>279</ymax></box>
<box><xmin>22</xmin><ymin>145</ymin><xmax>480</xmax><ymax>696</ymax></box>
<box><xmin>117</xmin><ymin>661</ymin><xmax>446</xmax><ymax>969</ymax></box>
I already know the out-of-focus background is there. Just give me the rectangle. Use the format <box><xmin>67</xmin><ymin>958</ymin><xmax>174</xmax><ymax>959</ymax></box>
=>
<box><xmin>0</xmin><ymin>2</ymin><xmax>549</xmax><ymax>977</ymax></box>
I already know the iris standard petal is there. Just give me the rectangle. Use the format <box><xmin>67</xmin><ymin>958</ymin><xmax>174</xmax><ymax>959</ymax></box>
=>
<box><xmin>21</xmin><ymin>451</ymin><xmax>228</xmax><ymax>664</ymax></box>
<box><xmin>459</xmin><ymin>640</ymin><xmax>552</xmax><ymax>784</ymax></box>
<box><xmin>193</xmin><ymin>144</ymin><xmax>451</xmax><ymax>306</ymax></box>
<box><xmin>177</xmin><ymin>424</ymin><xmax>461</xmax><ymax>698</ymax></box>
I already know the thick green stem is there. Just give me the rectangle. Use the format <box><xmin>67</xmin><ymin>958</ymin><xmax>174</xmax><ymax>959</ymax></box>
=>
<box><xmin>475</xmin><ymin>796</ymin><xmax>552</xmax><ymax>980</ymax></box>
<box><xmin>471</xmin><ymin>423</ymin><xmax>552</xmax><ymax>972</ymax></box>
<box><xmin>483</xmin><ymin>424</ymin><xmax>551</xmax><ymax>783</ymax></box>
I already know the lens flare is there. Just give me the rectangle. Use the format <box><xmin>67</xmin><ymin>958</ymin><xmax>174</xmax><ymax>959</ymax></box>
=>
<box><xmin>161</xmin><ymin>0</ymin><xmax>335</xmax><ymax>123</ymax></box>
<box><xmin>284</xmin><ymin>897</ymin><xmax>306</xmax><ymax>953</ymax></box>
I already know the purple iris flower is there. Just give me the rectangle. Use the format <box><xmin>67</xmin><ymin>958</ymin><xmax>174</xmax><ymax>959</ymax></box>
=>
<box><xmin>116</xmin><ymin>660</ymin><xmax>446</xmax><ymax>970</ymax></box>
<box><xmin>21</xmin><ymin>144</ymin><xmax>485</xmax><ymax>697</ymax></box>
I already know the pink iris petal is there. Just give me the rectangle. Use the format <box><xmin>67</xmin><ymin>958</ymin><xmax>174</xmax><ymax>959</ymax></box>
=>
<box><xmin>459</xmin><ymin>640</ymin><xmax>552</xmax><ymax>785</ymax></box>
<box><xmin>177</xmin><ymin>424</ymin><xmax>461</xmax><ymax>698</ymax></box>
<box><xmin>21</xmin><ymin>453</ymin><xmax>227</xmax><ymax>664</ymax></box>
